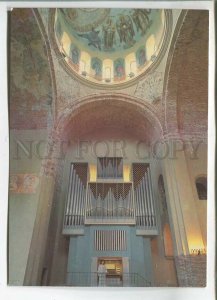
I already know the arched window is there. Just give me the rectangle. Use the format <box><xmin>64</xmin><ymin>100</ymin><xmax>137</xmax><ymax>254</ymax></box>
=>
<box><xmin>195</xmin><ymin>176</ymin><xmax>207</xmax><ymax>200</ymax></box>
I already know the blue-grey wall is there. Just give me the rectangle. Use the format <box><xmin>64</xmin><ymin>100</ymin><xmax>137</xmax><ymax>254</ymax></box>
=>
<box><xmin>67</xmin><ymin>225</ymin><xmax>154</xmax><ymax>286</ymax></box>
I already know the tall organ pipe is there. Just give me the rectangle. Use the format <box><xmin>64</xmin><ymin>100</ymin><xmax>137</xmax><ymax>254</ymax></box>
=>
<box><xmin>147</xmin><ymin>168</ymin><xmax>155</xmax><ymax>226</ymax></box>
<box><xmin>141</xmin><ymin>177</ymin><xmax>148</xmax><ymax>226</ymax></box>
<box><xmin>146</xmin><ymin>169</ymin><xmax>153</xmax><ymax>226</ymax></box>
<box><xmin>65</xmin><ymin>165</ymin><xmax>73</xmax><ymax>226</ymax></box>
<box><xmin>144</xmin><ymin>172</ymin><xmax>151</xmax><ymax>226</ymax></box>
<box><xmin>69</xmin><ymin>170</ymin><xmax>77</xmax><ymax>225</ymax></box>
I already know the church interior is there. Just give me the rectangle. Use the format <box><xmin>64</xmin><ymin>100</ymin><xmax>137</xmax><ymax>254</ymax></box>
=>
<box><xmin>8</xmin><ymin>7</ymin><xmax>208</xmax><ymax>287</ymax></box>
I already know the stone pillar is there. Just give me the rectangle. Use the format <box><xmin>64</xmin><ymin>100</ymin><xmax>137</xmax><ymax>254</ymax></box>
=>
<box><xmin>161</xmin><ymin>138</ymin><xmax>206</xmax><ymax>286</ymax></box>
<box><xmin>24</xmin><ymin>132</ymin><xmax>62</xmax><ymax>285</ymax></box>
<box><xmin>174</xmin><ymin>254</ymin><xmax>206</xmax><ymax>287</ymax></box>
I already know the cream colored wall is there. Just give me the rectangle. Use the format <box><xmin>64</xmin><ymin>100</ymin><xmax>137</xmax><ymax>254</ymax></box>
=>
<box><xmin>184</xmin><ymin>142</ymin><xmax>207</xmax><ymax>246</ymax></box>
<box><xmin>161</xmin><ymin>140</ymin><xmax>207</xmax><ymax>256</ymax></box>
<box><xmin>9</xmin><ymin>130</ymin><xmax>48</xmax><ymax>285</ymax></box>
<box><xmin>149</xmin><ymin>159</ymin><xmax>178</xmax><ymax>286</ymax></box>
<box><xmin>151</xmin><ymin>237</ymin><xmax>178</xmax><ymax>287</ymax></box>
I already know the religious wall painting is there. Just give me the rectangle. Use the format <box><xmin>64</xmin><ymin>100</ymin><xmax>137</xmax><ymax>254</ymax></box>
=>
<box><xmin>59</xmin><ymin>8</ymin><xmax>111</xmax><ymax>33</ymax></box>
<box><xmin>91</xmin><ymin>57</ymin><xmax>102</xmax><ymax>81</ymax></box>
<box><xmin>57</xmin><ymin>8</ymin><xmax>158</xmax><ymax>54</ymax></box>
<box><xmin>114</xmin><ymin>58</ymin><xmax>126</xmax><ymax>82</ymax></box>
<box><xmin>131</xmin><ymin>9</ymin><xmax>152</xmax><ymax>36</ymax></box>
<box><xmin>116</xmin><ymin>14</ymin><xmax>136</xmax><ymax>49</ymax></box>
<box><xmin>78</xmin><ymin>29</ymin><xmax>102</xmax><ymax>51</ymax></box>
<box><xmin>102</xmin><ymin>17</ymin><xmax>116</xmax><ymax>51</ymax></box>
<box><xmin>69</xmin><ymin>44</ymin><xmax>80</xmax><ymax>71</ymax></box>
<box><xmin>136</xmin><ymin>46</ymin><xmax>147</xmax><ymax>70</ymax></box>
<box><xmin>9</xmin><ymin>174</ymin><xmax>39</xmax><ymax>194</ymax></box>
<box><xmin>54</xmin><ymin>8</ymin><xmax>167</xmax><ymax>86</ymax></box>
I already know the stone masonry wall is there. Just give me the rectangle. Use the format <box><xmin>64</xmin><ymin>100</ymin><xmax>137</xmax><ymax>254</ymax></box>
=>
<box><xmin>175</xmin><ymin>255</ymin><xmax>206</xmax><ymax>287</ymax></box>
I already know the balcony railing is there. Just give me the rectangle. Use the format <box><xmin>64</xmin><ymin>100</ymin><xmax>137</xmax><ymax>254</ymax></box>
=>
<box><xmin>66</xmin><ymin>272</ymin><xmax>151</xmax><ymax>287</ymax></box>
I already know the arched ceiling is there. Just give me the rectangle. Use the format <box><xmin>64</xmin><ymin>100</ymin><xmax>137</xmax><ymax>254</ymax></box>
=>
<box><xmin>165</xmin><ymin>10</ymin><xmax>208</xmax><ymax>138</ymax></box>
<box><xmin>53</xmin><ymin>8</ymin><xmax>171</xmax><ymax>87</ymax></box>
<box><xmin>62</xmin><ymin>98</ymin><xmax>161</xmax><ymax>143</ymax></box>
<box><xmin>10</xmin><ymin>8</ymin><xmax>53</xmax><ymax>129</ymax></box>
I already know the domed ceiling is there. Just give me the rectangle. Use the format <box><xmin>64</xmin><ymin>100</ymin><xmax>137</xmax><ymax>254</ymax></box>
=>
<box><xmin>53</xmin><ymin>8</ymin><xmax>170</xmax><ymax>87</ymax></box>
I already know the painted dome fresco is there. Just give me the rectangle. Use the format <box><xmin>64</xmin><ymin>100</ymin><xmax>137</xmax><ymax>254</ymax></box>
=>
<box><xmin>53</xmin><ymin>8</ymin><xmax>171</xmax><ymax>87</ymax></box>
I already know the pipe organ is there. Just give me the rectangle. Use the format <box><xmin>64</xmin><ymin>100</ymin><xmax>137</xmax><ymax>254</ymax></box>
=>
<box><xmin>86</xmin><ymin>183</ymin><xmax>135</xmax><ymax>222</ymax></box>
<box><xmin>63</xmin><ymin>161</ymin><xmax>157</xmax><ymax>233</ymax></box>
<box><xmin>64</xmin><ymin>163</ymin><xmax>88</xmax><ymax>227</ymax></box>
<box><xmin>97</xmin><ymin>157</ymin><xmax>123</xmax><ymax>178</ymax></box>
<box><xmin>94</xmin><ymin>230</ymin><xmax>127</xmax><ymax>251</ymax></box>
<box><xmin>132</xmin><ymin>163</ymin><xmax>157</xmax><ymax>228</ymax></box>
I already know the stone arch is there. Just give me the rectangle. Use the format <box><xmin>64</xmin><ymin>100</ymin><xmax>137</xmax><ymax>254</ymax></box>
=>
<box><xmin>55</xmin><ymin>93</ymin><xmax>163</xmax><ymax>138</ymax></box>
<box><xmin>163</xmin><ymin>10</ymin><xmax>208</xmax><ymax>139</ymax></box>
<box><xmin>24</xmin><ymin>92</ymin><xmax>163</xmax><ymax>285</ymax></box>
<box><xmin>41</xmin><ymin>93</ymin><xmax>164</xmax><ymax>176</ymax></box>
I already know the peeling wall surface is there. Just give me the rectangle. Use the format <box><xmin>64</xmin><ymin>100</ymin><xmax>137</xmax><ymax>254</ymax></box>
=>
<box><xmin>10</xmin><ymin>9</ymin><xmax>53</xmax><ymax>130</ymax></box>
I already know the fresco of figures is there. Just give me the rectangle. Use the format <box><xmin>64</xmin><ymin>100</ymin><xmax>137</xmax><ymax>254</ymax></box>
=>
<box><xmin>69</xmin><ymin>45</ymin><xmax>80</xmax><ymax>71</ymax></box>
<box><xmin>57</xmin><ymin>8</ymin><xmax>153</xmax><ymax>53</ymax></box>
<box><xmin>114</xmin><ymin>58</ymin><xmax>126</xmax><ymax>81</ymax></box>
<box><xmin>91</xmin><ymin>57</ymin><xmax>103</xmax><ymax>81</ymax></box>
<box><xmin>54</xmin><ymin>8</ymin><xmax>166</xmax><ymax>85</ymax></box>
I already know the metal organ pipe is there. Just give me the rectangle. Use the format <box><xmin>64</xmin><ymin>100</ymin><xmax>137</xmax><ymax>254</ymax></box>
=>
<box><xmin>69</xmin><ymin>171</ymin><xmax>77</xmax><ymax>226</ymax></box>
<box><xmin>85</xmin><ymin>187</ymin><xmax>89</xmax><ymax>218</ymax></box>
<box><xmin>136</xmin><ymin>183</ymin><xmax>140</xmax><ymax>225</ymax></box>
<box><xmin>141</xmin><ymin>177</ymin><xmax>148</xmax><ymax>226</ymax></box>
<box><xmin>144</xmin><ymin>172</ymin><xmax>152</xmax><ymax>226</ymax></box>
<box><xmin>138</xmin><ymin>182</ymin><xmax>143</xmax><ymax>226</ymax></box>
<box><xmin>147</xmin><ymin>168</ymin><xmax>155</xmax><ymax>226</ymax></box>
<box><xmin>76</xmin><ymin>177</ymin><xmax>81</xmax><ymax>225</ymax></box>
<box><xmin>80</xmin><ymin>185</ymin><xmax>85</xmax><ymax>224</ymax></box>
<box><xmin>130</xmin><ymin>189</ymin><xmax>134</xmax><ymax>218</ymax></box>
<box><xmin>65</xmin><ymin>165</ymin><xmax>73</xmax><ymax>226</ymax></box>
<box><xmin>75</xmin><ymin>175</ymin><xmax>80</xmax><ymax>225</ymax></box>
<box><xmin>86</xmin><ymin>186</ymin><xmax>90</xmax><ymax>218</ymax></box>
<box><xmin>146</xmin><ymin>170</ymin><xmax>153</xmax><ymax>226</ymax></box>
<box><xmin>91</xmin><ymin>189</ymin><xmax>95</xmax><ymax>217</ymax></box>
<box><xmin>135</xmin><ymin>183</ymin><xmax>139</xmax><ymax>225</ymax></box>
<box><xmin>67</xmin><ymin>168</ymin><xmax>74</xmax><ymax>226</ymax></box>
<box><xmin>125</xmin><ymin>191</ymin><xmax>129</xmax><ymax>217</ymax></box>
<box><xmin>78</xmin><ymin>183</ymin><xmax>83</xmax><ymax>225</ymax></box>
<box><xmin>135</xmin><ymin>185</ymin><xmax>139</xmax><ymax>223</ymax></box>
<box><xmin>140</xmin><ymin>179</ymin><xmax>146</xmax><ymax>226</ymax></box>
<box><xmin>88</xmin><ymin>188</ymin><xmax>92</xmax><ymax>217</ymax></box>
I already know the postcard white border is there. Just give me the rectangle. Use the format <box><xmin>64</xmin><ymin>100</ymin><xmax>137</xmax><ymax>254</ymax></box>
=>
<box><xmin>0</xmin><ymin>1</ymin><xmax>215</xmax><ymax>300</ymax></box>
